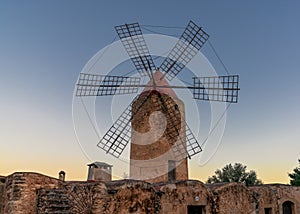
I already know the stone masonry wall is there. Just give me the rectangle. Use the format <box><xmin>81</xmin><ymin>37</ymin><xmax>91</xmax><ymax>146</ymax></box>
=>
<box><xmin>250</xmin><ymin>184</ymin><xmax>300</xmax><ymax>214</ymax></box>
<box><xmin>0</xmin><ymin>176</ymin><xmax>6</xmax><ymax>214</ymax></box>
<box><xmin>98</xmin><ymin>180</ymin><xmax>156</xmax><ymax>214</ymax></box>
<box><xmin>268</xmin><ymin>184</ymin><xmax>300</xmax><ymax>214</ymax></box>
<box><xmin>2</xmin><ymin>172</ymin><xmax>300</xmax><ymax>214</ymax></box>
<box><xmin>250</xmin><ymin>185</ymin><xmax>279</xmax><ymax>213</ymax></box>
<box><xmin>3</xmin><ymin>172</ymin><xmax>61</xmax><ymax>214</ymax></box>
<box><xmin>37</xmin><ymin>180</ymin><xmax>156</xmax><ymax>214</ymax></box>
<box><xmin>37</xmin><ymin>181</ymin><xmax>107</xmax><ymax>213</ymax></box>
<box><xmin>158</xmin><ymin>180</ymin><xmax>213</xmax><ymax>213</ymax></box>
<box><xmin>210</xmin><ymin>183</ymin><xmax>256</xmax><ymax>214</ymax></box>
<box><xmin>131</xmin><ymin>91</ymin><xmax>188</xmax><ymax>183</ymax></box>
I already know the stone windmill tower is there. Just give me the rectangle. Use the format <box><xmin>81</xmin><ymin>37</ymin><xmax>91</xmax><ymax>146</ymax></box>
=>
<box><xmin>130</xmin><ymin>70</ymin><xmax>188</xmax><ymax>182</ymax></box>
<box><xmin>76</xmin><ymin>21</ymin><xmax>240</xmax><ymax>182</ymax></box>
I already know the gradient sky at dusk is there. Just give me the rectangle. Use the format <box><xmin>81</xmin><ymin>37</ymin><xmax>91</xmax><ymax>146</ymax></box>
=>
<box><xmin>1</xmin><ymin>1</ymin><xmax>300</xmax><ymax>183</ymax></box>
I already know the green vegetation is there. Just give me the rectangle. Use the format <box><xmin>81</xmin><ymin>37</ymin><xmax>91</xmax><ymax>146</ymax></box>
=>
<box><xmin>207</xmin><ymin>163</ymin><xmax>262</xmax><ymax>186</ymax></box>
<box><xmin>289</xmin><ymin>159</ymin><xmax>300</xmax><ymax>186</ymax></box>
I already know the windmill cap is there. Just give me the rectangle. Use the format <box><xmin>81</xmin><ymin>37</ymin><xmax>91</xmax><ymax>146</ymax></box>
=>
<box><xmin>141</xmin><ymin>70</ymin><xmax>178</xmax><ymax>98</ymax></box>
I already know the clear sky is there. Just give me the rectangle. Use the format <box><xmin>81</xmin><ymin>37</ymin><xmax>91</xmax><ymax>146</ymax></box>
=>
<box><xmin>0</xmin><ymin>1</ymin><xmax>300</xmax><ymax>184</ymax></box>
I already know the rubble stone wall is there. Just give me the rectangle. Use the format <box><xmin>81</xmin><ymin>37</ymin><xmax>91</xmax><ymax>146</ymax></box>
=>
<box><xmin>0</xmin><ymin>178</ymin><xmax>5</xmax><ymax>214</ymax></box>
<box><xmin>212</xmin><ymin>183</ymin><xmax>256</xmax><ymax>214</ymax></box>
<box><xmin>3</xmin><ymin>172</ymin><xmax>61</xmax><ymax>214</ymax></box>
<box><xmin>105</xmin><ymin>184</ymin><xmax>155</xmax><ymax>213</ymax></box>
<box><xmin>1</xmin><ymin>172</ymin><xmax>300</xmax><ymax>214</ymax></box>
<box><xmin>250</xmin><ymin>185</ymin><xmax>279</xmax><ymax>213</ymax></box>
<box><xmin>159</xmin><ymin>180</ymin><xmax>213</xmax><ymax>213</ymax></box>
<box><xmin>269</xmin><ymin>184</ymin><xmax>300</xmax><ymax>214</ymax></box>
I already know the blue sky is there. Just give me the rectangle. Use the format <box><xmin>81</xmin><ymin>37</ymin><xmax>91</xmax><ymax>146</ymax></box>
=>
<box><xmin>0</xmin><ymin>1</ymin><xmax>300</xmax><ymax>183</ymax></box>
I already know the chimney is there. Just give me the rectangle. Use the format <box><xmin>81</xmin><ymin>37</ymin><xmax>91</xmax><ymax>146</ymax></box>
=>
<box><xmin>59</xmin><ymin>171</ymin><xmax>66</xmax><ymax>181</ymax></box>
<box><xmin>87</xmin><ymin>162</ymin><xmax>112</xmax><ymax>182</ymax></box>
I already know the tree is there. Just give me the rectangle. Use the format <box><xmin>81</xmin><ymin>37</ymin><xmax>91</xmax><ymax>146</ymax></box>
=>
<box><xmin>207</xmin><ymin>163</ymin><xmax>262</xmax><ymax>186</ymax></box>
<box><xmin>288</xmin><ymin>159</ymin><xmax>300</xmax><ymax>186</ymax></box>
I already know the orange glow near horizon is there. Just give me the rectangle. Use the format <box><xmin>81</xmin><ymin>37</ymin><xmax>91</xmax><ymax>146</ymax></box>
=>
<box><xmin>0</xmin><ymin>156</ymin><xmax>293</xmax><ymax>184</ymax></box>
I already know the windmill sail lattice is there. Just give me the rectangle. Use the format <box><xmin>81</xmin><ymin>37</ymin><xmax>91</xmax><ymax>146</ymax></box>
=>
<box><xmin>97</xmin><ymin>93</ymin><xmax>148</xmax><ymax>158</ymax></box>
<box><xmin>160</xmin><ymin>20</ymin><xmax>209</xmax><ymax>81</ymax></box>
<box><xmin>157</xmin><ymin>93</ymin><xmax>202</xmax><ymax>160</ymax></box>
<box><xmin>76</xmin><ymin>73</ymin><xmax>140</xmax><ymax>96</ymax></box>
<box><xmin>193</xmin><ymin>75</ymin><xmax>239</xmax><ymax>103</ymax></box>
<box><xmin>97</xmin><ymin>89</ymin><xmax>202</xmax><ymax>160</ymax></box>
<box><xmin>115</xmin><ymin>23</ymin><xmax>156</xmax><ymax>78</ymax></box>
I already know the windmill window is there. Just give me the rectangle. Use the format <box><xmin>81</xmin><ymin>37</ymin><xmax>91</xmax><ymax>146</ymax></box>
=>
<box><xmin>168</xmin><ymin>160</ymin><xmax>176</xmax><ymax>181</ymax></box>
<box><xmin>174</xmin><ymin>104</ymin><xmax>179</xmax><ymax>110</ymax></box>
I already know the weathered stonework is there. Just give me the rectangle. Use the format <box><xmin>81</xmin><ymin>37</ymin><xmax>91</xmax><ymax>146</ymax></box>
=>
<box><xmin>250</xmin><ymin>185</ymin><xmax>279</xmax><ymax>213</ymax></box>
<box><xmin>157</xmin><ymin>180</ymin><xmax>213</xmax><ymax>213</ymax></box>
<box><xmin>208</xmin><ymin>183</ymin><xmax>256</xmax><ymax>214</ymax></box>
<box><xmin>87</xmin><ymin>162</ymin><xmax>112</xmax><ymax>182</ymax></box>
<box><xmin>131</xmin><ymin>90</ymin><xmax>188</xmax><ymax>183</ymax></box>
<box><xmin>0</xmin><ymin>176</ymin><xmax>6</xmax><ymax>214</ymax></box>
<box><xmin>104</xmin><ymin>180</ymin><xmax>156</xmax><ymax>214</ymax></box>
<box><xmin>1</xmin><ymin>172</ymin><xmax>300</xmax><ymax>213</ymax></box>
<box><xmin>251</xmin><ymin>184</ymin><xmax>300</xmax><ymax>214</ymax></box>
<box><xmin>2</xmin><ymin>172</ymin><xmax>61</xmax><ymax>214</ymax></box>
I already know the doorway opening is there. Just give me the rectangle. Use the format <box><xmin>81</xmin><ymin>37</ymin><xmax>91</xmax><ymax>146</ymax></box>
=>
<box><xmin>282</xmin><ymin>201</ymin><xmax>295</xmax><ymax>214</ymax></box>
<box><xmin>264</xmin><ymin>207</ymin><xmax>272</xmax><ymax>214</ymax></box>
<box><xmin>187</xmin><ymin>205</ymin><xmax>205</xmax><ymax>214</ymax></box>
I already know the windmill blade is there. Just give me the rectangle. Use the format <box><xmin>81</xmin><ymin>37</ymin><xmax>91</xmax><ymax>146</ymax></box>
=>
<box><xmin>158</xmin><ymin>94</ymin><xmax>202</xmax><ymax>161</ymax></box>
<box><xmin>115</xmin><ymin>23</ymin><xmax>156</xmax><ymax>78</ymax></box>
<box><xmin>157</xmin><ymin>93</ymin><xmax>187</xmax><ymax>160</ymax></box>
<box><xmin>76</xmin><ymin>73</ymin><xmax>140</xmax><ymax>96</ymax></box>
<box><xmin>185</xmin><ymin>122</ymin><xmax>202</xmax><ymax>157</ymax></box>
<box><xmin>193</xmin><ymin>75</ymin><xmax>240</xmax><ymax>103</ymax></box>
<box><xmin>160</xmin><ymin>20</ymin><xmax>209</xmax><ymax>81</ymax></box>
<box><xmin>97</xmin><ymin>92</ymin><xmax>152</xmax><ymax>158</ymax></box>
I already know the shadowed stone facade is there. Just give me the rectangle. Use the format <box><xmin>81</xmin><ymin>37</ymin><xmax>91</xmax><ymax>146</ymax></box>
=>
<box><xmin>1</xmin><ymin>172</ymin><xmax>61</xmax><ymax>213</ymax></box>
<box><xmin>130</xmin><ymin>71</ymin><xmax>188</xmax><ymax>183</ymax></box>
<box><xmin>131</xmin><ymin>90</ymin><xmax>188</xmax><ymax>183</ymax></box>
<box><xmin>208</xmin><ymin>183</ymin><xmax>256</xmax><ymax>214</ymax></box>
<box><xmin>1</xmin><ymin>172</ymin><xmax>300</xmax><ymax>213</ymax></box>
<box><xmin>250</xmin><ymin>184</ymin><xmax>300</xmax><ymax>214</ymax></box>
<box><xmin>87</xmin><ymin>162</ymin><xmax>113</xmax><ymax>182</ymax></box>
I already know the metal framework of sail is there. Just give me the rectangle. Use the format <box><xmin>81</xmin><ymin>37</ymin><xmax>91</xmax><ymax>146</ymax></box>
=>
<box><xmin>97</xmin><ymin>90</ymin><xmax>202</xmax><ymax>160</ymax></box>
<box><xmin>97</xmin><ymin>93</ymin><xmax>151</xmax><ymax>157</ymax></box>
<box><xmin>158</xmin><ymin>94</ymin><xmax>202</xmax><ymax>160</ymax></box>
<box><xmin>76</xmin><ymin>73</ymin><xmax>140</xmax><ymax>96</ymax></box>
<box><xmin>115</xmin><ymin>23</ymin><xmax>156</xmax><ymax>78</ymax></box>
<box><xmin>160</xmin><ymin>20</ymin><xmax>209</xmax><ymax>81</ymax></box>
<box><xmin>193</xmin><ymin>75</ymin><xmax>239</xmax><ymax>103</ymax></box>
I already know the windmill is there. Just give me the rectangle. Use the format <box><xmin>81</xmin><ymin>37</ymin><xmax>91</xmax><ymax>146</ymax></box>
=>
<box><xmin>75</xmin><ymin>21</ymin><xmax>240</xmax><ymax>182</ymax></box>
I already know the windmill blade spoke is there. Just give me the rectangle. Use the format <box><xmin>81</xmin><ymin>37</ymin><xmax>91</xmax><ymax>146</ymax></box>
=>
<box><xmin>185</xmin><ymin>122</ymin><xmax>202</xmax><ymax>157</ymax></box>
<box><xmin>157</xmin><ymin>94</ymin><xmax>191</xmax><ymax>161</ymax></box>
<box><xmin>76</xmin><ymin>73</ymin><xmax>140</xmax><ymax>96</ymax></box>
<box><xmin>115</xmin><ymin>23</ymin><xmax>156</xmax><ymax>78</ymax></box>
<box><xmin>97</xmin><ymin>104</ymin><xmax>131</xmax><ymax>158</ymax></box>
<box><xmin>97</xmin><ymin>92</ymin><xmax>152</xmax><ymax>158</ymax></box>
<box><xmin>160</xmin><ymin>20</ymin><xmax>209</xmax><ymax>81</ymax></box>
<box><xmin>193</xmin><ymin>75</ymin><xmax>240</xmax><ymax>103</ymax></box>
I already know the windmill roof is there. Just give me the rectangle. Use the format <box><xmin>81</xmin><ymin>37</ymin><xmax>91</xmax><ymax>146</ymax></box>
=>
<box><xmin>88</xmin><ymin>162</ymin><xmax>113</xmax><ymax>168</ymax></box>
<box><xmin>142</xmin><ymin>70</ymin><xmax>178</xmax><ymax>98</ymax></box>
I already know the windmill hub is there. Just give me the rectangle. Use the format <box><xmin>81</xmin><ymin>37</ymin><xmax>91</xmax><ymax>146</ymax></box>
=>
<box><xmin>143</xmin><ymin>70</ymin><xmax>178</xmax><ymax>98</ymax></box>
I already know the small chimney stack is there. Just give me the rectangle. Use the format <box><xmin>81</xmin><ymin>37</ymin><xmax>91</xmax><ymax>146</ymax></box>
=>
<box><xmin>59</xmin><ymin>171</ymin><xmax>66</xmax><ymax>181</ymax></box>
<box><xmin>87</xmin><ymin>162</ymin><xmax>112</xmax><ymax>182</ymax></box>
